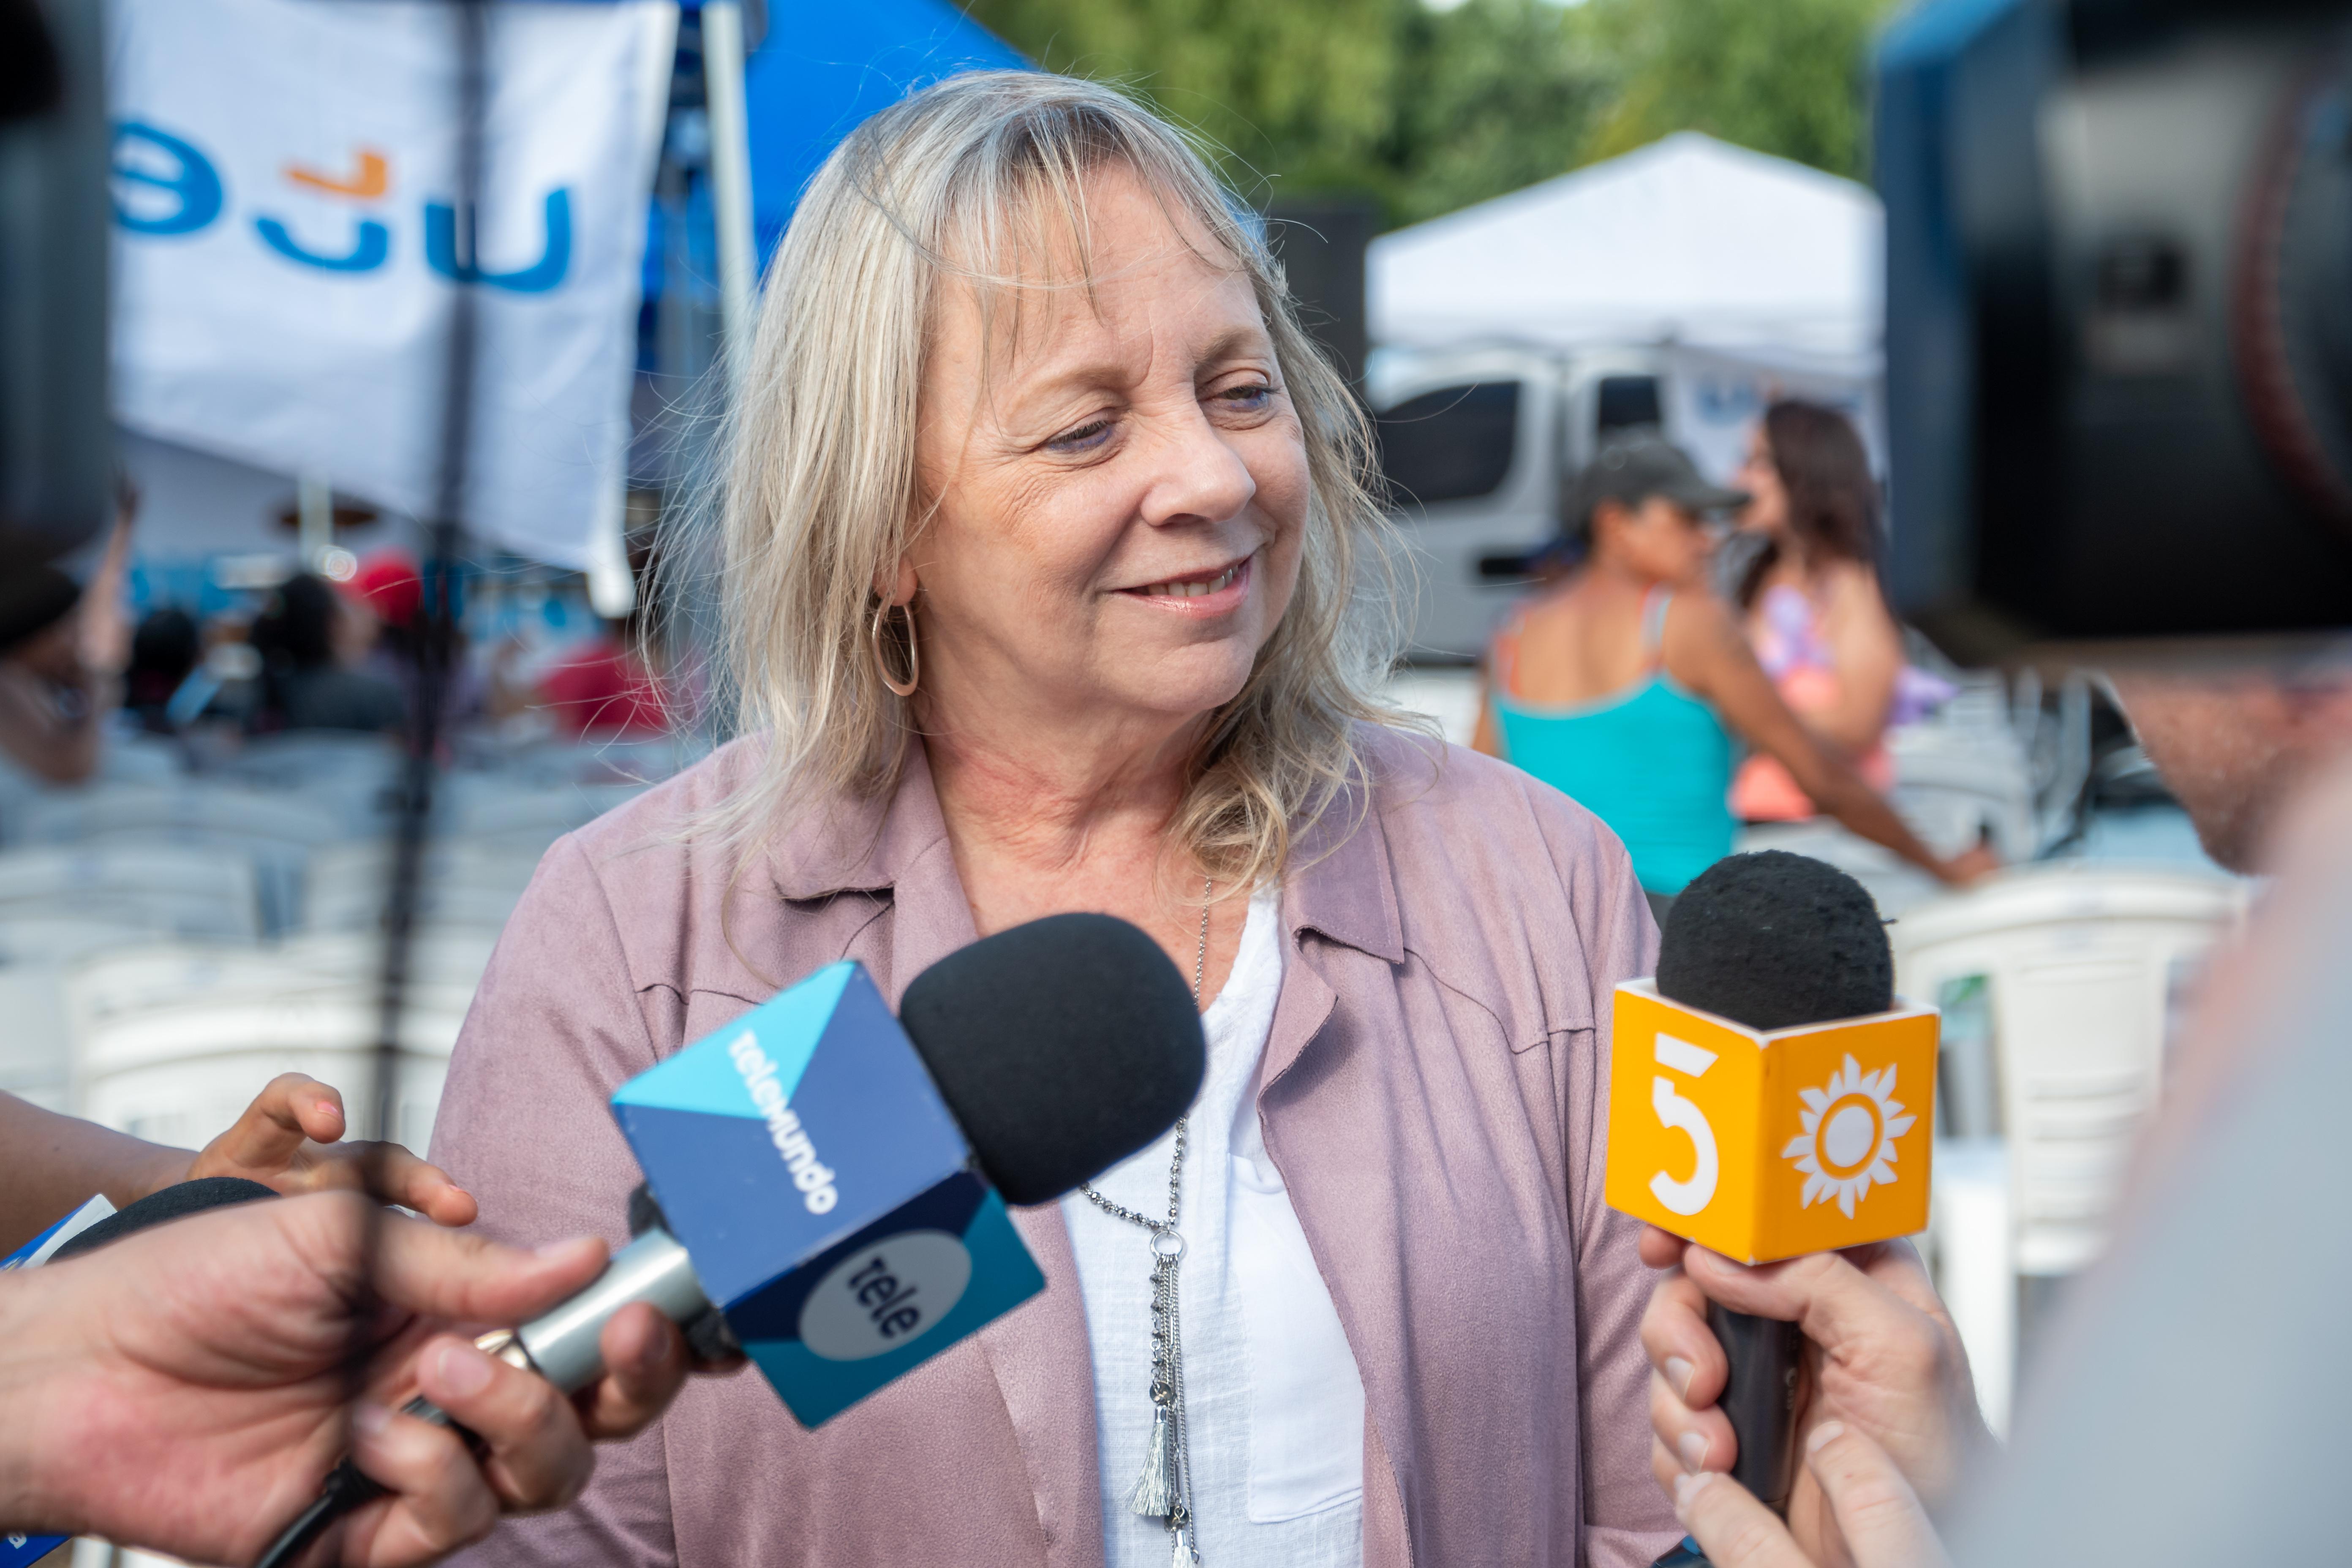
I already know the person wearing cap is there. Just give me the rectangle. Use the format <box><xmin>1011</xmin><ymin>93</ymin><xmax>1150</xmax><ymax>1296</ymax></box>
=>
<box><xmin>1472</xmin><ymin>433</ymin><xmax>1991</xmax><ymax>919</ymax></box>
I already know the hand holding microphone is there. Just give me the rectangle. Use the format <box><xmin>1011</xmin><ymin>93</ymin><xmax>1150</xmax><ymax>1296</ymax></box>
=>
<box><xmin>1641</xmin><ymin>1233</ymin><xmax>1984</xmax><ymax>1557</ymax></box>
<box><xmin>1667</xmin><ymin>1422</ymin><xmax>1951</xmax><ymax>1568</ymax></box>
<box><xmin>0</xmin><ymin>1189</ymin><xmax>694</xmax><ymax>1568</ymax></box>
<box><xmin>1606</xmin><ymin>852</ymin><xmax>1984</xmax><ymax>1567</ymax></box>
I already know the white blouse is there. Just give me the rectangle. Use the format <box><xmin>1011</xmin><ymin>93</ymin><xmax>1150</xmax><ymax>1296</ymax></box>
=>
<box><xmin>1062</xmin><ymin>887</ymin><xmax>1369</xmax><ymax>1568</ymax></box>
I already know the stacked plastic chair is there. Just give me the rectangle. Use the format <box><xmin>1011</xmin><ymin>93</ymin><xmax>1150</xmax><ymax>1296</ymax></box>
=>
<box><xmin>1895</xmin><ymin>862</ymin><xmax>2246</xmax><ymax>1431</ymax></box>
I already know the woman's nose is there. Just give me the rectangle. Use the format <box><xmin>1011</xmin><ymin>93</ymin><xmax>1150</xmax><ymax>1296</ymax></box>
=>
<box><xmin>1137</xmin><ymin>405</ymin><xmax>1257</xmax><ymax>527</ymax></box>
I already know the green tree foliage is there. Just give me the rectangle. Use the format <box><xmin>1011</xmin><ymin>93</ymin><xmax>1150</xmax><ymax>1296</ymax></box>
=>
<box><xmin>961</xmin><ymin>0</ymin><xmax>1405</xmax><ymax>195</ymax></box>
<box><xmin>1569</xmin><ymin>0</ymin><xmax>1899</xmax><ymax>179</ymax></box>
<box><xmin>960</xmin><ymin>0</ymin><xmax>1901</xmax><ymax>228</ymax></box>
<box><xmin>1381</xmin><ymin>1</ymin><xmax>1605</xmax><ymax>225</ymax></box>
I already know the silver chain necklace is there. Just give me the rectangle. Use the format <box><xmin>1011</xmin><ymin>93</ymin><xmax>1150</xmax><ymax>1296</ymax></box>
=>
<box><xmin>1078</xmin><ymin>875</ymin><xmax>1211</xmax><ymax>1568</ymax></box>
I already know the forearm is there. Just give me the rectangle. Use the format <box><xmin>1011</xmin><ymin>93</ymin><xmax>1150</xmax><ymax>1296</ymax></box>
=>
<box><xmin>1808</xmin><ymin>699</ymin><xmax>1888</xmax><ymax>760</ymax></box>
<box><xmin>0</xmin><ymin>1092</ymin><xmax>191</xmax><ymax>1253</ymax></box>
<box><xmin>1813</xmin><ymin>767</ymin><xmax>1946</xmax><ymax>877</ymax></box>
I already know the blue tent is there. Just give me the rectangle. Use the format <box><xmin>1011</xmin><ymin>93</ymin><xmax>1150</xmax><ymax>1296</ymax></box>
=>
<box><xmin>648</xmin><ymin>0</ymin><xmax>1025</xmax><ymax>309</ymax></box>
<box><xmin>742</xmin><ymin>0</ymin><xmax>1026</xmax><ymax>261</ymax></box>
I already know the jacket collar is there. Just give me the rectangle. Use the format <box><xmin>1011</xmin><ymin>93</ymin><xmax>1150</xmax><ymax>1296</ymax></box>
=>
<box><xmin>1282</xmin><ymin>737</ymin><xmax>1409</xmax><ymax>966</ymax></box>
<box><xmin>762</xmin><ymin>728</ymin><xmax>1411</xmax><ymax>970</ymax></box>
<box><xmin>765</xmin><ymin>742</ymin><xmax>951</xmax><ymax>904</ymax></box>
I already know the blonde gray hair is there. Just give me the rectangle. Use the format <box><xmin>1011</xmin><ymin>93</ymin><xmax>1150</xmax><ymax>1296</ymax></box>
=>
<box><xmin>706</xmin><ymin>69</ymin><xmax>1412</xmax><ymax>888</ymax></box>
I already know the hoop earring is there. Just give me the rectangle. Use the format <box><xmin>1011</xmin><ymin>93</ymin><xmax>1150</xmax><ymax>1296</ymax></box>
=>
<box><xmin>870</xmin><ymin>601</ymin><xmax>920</xmax><ymax>698</ymax></box>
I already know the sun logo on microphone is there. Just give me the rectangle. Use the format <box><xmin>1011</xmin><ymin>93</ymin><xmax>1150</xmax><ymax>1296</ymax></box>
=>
<box><xmin>1783</xmin><ymin>1055</ymin><xmax>1915</xmax><ymax>1217</ymax></box>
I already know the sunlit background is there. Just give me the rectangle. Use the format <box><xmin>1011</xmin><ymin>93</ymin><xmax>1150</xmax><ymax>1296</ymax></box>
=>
<box><xmin>0</xmin><ymin>9</ymin><xmax>2249</xmax><ymax>1561</ymax></box>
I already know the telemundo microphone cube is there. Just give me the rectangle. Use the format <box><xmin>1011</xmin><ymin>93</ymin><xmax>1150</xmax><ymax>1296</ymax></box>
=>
<box><xmin>1605</xmin><ymin>980</ymin><xmax>1940</xmax><ymax>1263</ymax></box>
<box><xmin>610</xmin><ymin>960</ymin><xmax>1045</xmax><ymax>1426</ymax></box>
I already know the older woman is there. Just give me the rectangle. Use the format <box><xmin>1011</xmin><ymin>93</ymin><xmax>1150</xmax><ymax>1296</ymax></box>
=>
<box><xmin>433</xmin><ymin>72</ymin><xmax>1675</xmax><ymax>1568</ymax></box>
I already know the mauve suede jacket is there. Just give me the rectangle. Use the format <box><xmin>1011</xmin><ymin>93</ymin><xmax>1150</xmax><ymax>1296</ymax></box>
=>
<box><xmin>430</xmin><ymin>726</ymin><xmax>1681</xmax><ymax>1568</ymax></box>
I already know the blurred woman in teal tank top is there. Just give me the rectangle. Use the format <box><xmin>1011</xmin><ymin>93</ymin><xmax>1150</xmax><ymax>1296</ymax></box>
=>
<box><xmin>1473</xmin><ymin>436</ymin><xmax>1990</xmax><ymax>912</ymax></box>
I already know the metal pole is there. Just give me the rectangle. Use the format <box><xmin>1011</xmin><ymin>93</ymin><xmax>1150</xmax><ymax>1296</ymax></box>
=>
<box><xmin>297</xmin><ymin>470</ymin><xmax>333</xmax><ymax>569</ymax></box>
<box><xmin>699</xmin><ymin>0</ymin><xmax>756</xmax><ymax>385</ymax></box>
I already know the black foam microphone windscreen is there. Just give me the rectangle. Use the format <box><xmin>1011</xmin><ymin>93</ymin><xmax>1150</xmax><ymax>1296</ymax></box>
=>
<box><xmin>1646</xmin><ymin>850</ymin><xmax>1895</xmax><ymax>1540</ymax></box>
<box><xmin>50</xmin><ymin>1175</ymin><xmax>279</xmax><ymax>1262</ymax></box>
<box><xmin>1655</xmin><ymin>850</ymin><xmax>1892</xmax><ymax>1031</ymax></box>
<box><xmin>898</xmin><ymin>912</ymin><xmax>1206</xmax><ymax>1206</ymax></box>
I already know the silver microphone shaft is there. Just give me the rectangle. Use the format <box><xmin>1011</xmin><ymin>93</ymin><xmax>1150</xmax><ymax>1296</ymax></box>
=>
<box><xmin>513</xmin><ymin>1225</ymin><xmax>711</xmax><ymax>1391</ymax></box>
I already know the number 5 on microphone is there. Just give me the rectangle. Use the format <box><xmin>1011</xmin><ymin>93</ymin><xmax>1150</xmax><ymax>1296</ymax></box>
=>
<box><xmin>1649</xmin><ymin>1035</ymin><xmax>1719</xmax><ymax>1215</ymax></box>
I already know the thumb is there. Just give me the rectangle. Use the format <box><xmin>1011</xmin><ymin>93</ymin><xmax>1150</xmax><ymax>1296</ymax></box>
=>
<box><xmin>190</xmin><ymin>1073</ymin><xmax>345</xmax><ymax>1179</ymax></box>
<box><xmin>1682</xmin><ymin>1244</ymin><xmax>1918</xmax><ymax>1363</ymax></box>
<box><xmin>1802</xmin><ymin>1422</ymin><xmax>1952</xmax><ymax>1568</ymax></box>
<box><xmin>369</xmin><ymin>1211</ymin><xmax>612</xmax><ymax>1328</ymax></box>
<box><xmin>1673</xmin><ymin>1470</ymin><xmax>1813</xmax><ymax>1568</ymax></box>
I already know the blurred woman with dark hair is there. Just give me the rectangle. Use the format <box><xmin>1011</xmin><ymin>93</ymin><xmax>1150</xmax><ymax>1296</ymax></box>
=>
<box><xmin>248</xmin><ymin>571</ymin><xmax>405</xmax><ymax>735</ymax></box>
<box><xmin>1728</xmin><ymin>399</ymin><xmax>1950</xmax><ymax>823</ymax></box>
<box><xmin>122</xmin><ymin>606</ymin><xmax>199</xmax><ymax>732</ymax></box>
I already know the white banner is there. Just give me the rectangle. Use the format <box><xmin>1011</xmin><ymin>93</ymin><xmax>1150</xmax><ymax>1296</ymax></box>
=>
<box><xmin>108</xmin><ymin>0</ymin><xmax>677</xmax><ymax>581</ymax></box>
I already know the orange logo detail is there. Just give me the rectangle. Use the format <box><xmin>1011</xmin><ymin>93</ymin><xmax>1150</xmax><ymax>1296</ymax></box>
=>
<box><xmin>284</xmin><ymin>149</ymin><xmax>389</xmax><ymax>200</ymax></box>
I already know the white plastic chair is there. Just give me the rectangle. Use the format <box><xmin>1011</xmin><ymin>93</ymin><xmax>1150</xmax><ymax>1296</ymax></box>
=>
<box><xmin>0</xmin><ymin>912</ymin><xmax>177</xmax><ymax>964</ymax></box>
<box><xmin>18</xmin><ymin>784</ymin><xmax>350</xmax><ymax>932</ymax></box>
<box><xmin>300</xmin><ymin>837</ymin><xmax>543</xmax><ymax>934</ymax></box>
<box><xmin>0</xmin><ymin>844</ymin><xmax>263</xmax><ymax>940</ymax></box>
<box><xmin>17</xmin><ymin>781</ymin><xmax>345</xmax><ymax>849</ymax></box>
<box><xmin>0</xmin><ymin>916</ymin><xmax>185</xmax><ymax>1106</ymax></box>
<box><xmin>0</xmin><ymin>963</ymin><xmax>73</xmax><ymax>1106</ymax></box>
<box><xmin>1895</xmin><ymin>863</ymin><xmax>2245</xmax><ymax>1421</ymax></box>
<box><xmin>229</xmin><ymin>731</ymin><xmax>403</xmax><ymax>791</ymax></box>
<box><xmin>1886</xmin><ymin>718</ymin><xmax>2039</xmax><ymax>861</ymax></box>
<box><xmin>271</xmin><ymin>927</ymin><xmax>499</xmax><ymax>990</ymax></box>
<box><xmin>441</xmin><ymin>779</ymin><xmax>646</xmax><ymax>839</ymax></box>
<box><xmin>76</xmin><ymin>991</ymin><xmax>467</xmax><ymax>1152</ymax></box>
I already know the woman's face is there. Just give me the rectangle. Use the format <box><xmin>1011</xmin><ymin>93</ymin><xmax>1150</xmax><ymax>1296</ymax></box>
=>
<box><xmin>1734</xmin><ymin>424</ymin><xmax>1788</xmax><ymax>537</ymax></box>
<box><xmin>1596</xmin><ymin>495</ymin><xmax>1717</xmax><ymax>588</ymax></box>
<box><xmin>906</xmin><ymin>166</ymin><xmax>1309</xmax><ymax>746</ymax></box>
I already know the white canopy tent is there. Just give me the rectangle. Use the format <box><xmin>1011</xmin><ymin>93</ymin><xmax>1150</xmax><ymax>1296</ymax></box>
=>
<box><xmin>1369</xmin><ymin>131</ymin><xmax>1884</xmax><ymax>381</ymax></box>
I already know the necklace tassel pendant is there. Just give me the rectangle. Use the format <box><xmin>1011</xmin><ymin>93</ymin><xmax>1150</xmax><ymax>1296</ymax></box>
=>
<box><xmin>1169</xmin><ymin>1516</ymin><xmax>1200</xmax><ymax>1566</ymax></box>
<box><xmin>1128</xmin><ymin>1400</ymin><xmax>1179</xmax><ymax>1519</ymax></box>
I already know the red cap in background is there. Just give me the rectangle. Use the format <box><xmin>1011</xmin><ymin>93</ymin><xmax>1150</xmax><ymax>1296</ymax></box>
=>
<box><xmin>343</xmin><ymin>549</ymin><xmax>422</xmax><ymax>628</ymax></box>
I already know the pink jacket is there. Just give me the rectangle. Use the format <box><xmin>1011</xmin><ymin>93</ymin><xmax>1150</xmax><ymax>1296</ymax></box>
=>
<box><xmin>431</xmin><ymin>727</ymin><xmax>1680</xmax><ymax>1568</ymax></box>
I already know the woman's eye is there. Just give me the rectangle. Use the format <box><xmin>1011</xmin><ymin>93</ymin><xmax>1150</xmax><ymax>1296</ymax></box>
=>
<box><xmin>1215</xmin><ymin>382</ymin><xmax>1275</xmax><ymax>411</ymax></box>
<box><xmin>1045</xmin><ymin>419</ymin><xmax>1114</xmax><ymax>454</ymax></box>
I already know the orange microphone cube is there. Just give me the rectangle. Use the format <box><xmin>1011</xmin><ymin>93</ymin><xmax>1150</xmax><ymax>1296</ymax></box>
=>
<box><xmin>1605</xmin><ymin>980</ymin><xmax>1940</xmax><ymax>1264</ymax></box>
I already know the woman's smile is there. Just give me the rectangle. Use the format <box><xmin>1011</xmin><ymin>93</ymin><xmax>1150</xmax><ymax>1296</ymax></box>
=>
<box><xmin>1117</xmin><ymin>550</ymin><xmax>1255</xmax><ymax>615</ymax></box>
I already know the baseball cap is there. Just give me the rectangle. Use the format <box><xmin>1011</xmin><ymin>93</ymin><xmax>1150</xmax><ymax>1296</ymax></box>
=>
<box><xmin>1567</xmin><ymin>434</ymin><xmax>1750</xmax><ymax>536</ymax></box>
<box><xmin>340</xmin><ymin>549</ymin><xmax>422</xmax><ymax>628</ymax></box>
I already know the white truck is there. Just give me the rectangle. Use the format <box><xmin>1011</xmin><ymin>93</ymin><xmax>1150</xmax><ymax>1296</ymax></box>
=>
<box><xmin>1366</xmin><ymin>344</ymin><xmax>1668</xmax><ymax>662</ymax></box>
<box><xmin>1368</xmin><ymin>343</ymin><xmax>1876</xmax><ymax>662</ymax></box>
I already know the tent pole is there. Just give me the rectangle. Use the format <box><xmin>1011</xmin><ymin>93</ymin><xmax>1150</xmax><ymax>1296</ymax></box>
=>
<box><xmin>701</xmin><ymin>0</ymin><xmax>756</xmax><ymax>389</ymax></box>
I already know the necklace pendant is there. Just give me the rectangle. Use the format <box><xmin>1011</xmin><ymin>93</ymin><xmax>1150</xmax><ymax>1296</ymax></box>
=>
<box><xmin>1169</xmin><ymin>1516</ymin><xmax>1200</xmax><ymax>1566</ymax></box>
<box><xmin>1127</xmin><ymin>1399</ymin><xmax>1179</xmax><ymax>1519</ymax></box>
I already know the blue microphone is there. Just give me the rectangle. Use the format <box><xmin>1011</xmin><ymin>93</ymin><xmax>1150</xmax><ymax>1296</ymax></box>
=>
<box><xmin>253</xmin><ymin>912</ymin><xmax>1204</xmax><ymax>1567</ymax></box>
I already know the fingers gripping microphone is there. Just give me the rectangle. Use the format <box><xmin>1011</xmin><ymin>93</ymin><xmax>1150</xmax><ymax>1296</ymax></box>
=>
<box><xmin>256</xmin><ymin>914</ymin><xmax>1204</xmax><ymax>1568</ymax></box>
<box><xmin>1606</xmin><ymin>853</ymin><xmax>1938</xmax><ymax>1548</ymax></box>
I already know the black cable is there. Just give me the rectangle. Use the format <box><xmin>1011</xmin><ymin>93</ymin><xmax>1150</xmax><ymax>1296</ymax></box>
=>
<box><xmin>257</xmin><ymin>4</ymin><xmax>487</xmax><ymax>1565</ymax></box>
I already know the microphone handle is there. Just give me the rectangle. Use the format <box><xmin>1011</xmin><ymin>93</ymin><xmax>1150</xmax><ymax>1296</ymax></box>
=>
<box><xmin>1707</xmin><ymin>1301</ymin><xmax>1802</xmax><ymax>1513</ymax></box>
<box><xmin>252</xmin><ymin>1228</ymin><xmax>710</xmax><ymax>1568</ymax></box>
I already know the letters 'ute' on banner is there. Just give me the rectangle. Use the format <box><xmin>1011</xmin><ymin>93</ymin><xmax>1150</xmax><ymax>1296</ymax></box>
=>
<box><xmin>108</xmin><ymin>0</ymin><xmax>677</xmax><ymax>574</ymax></box>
